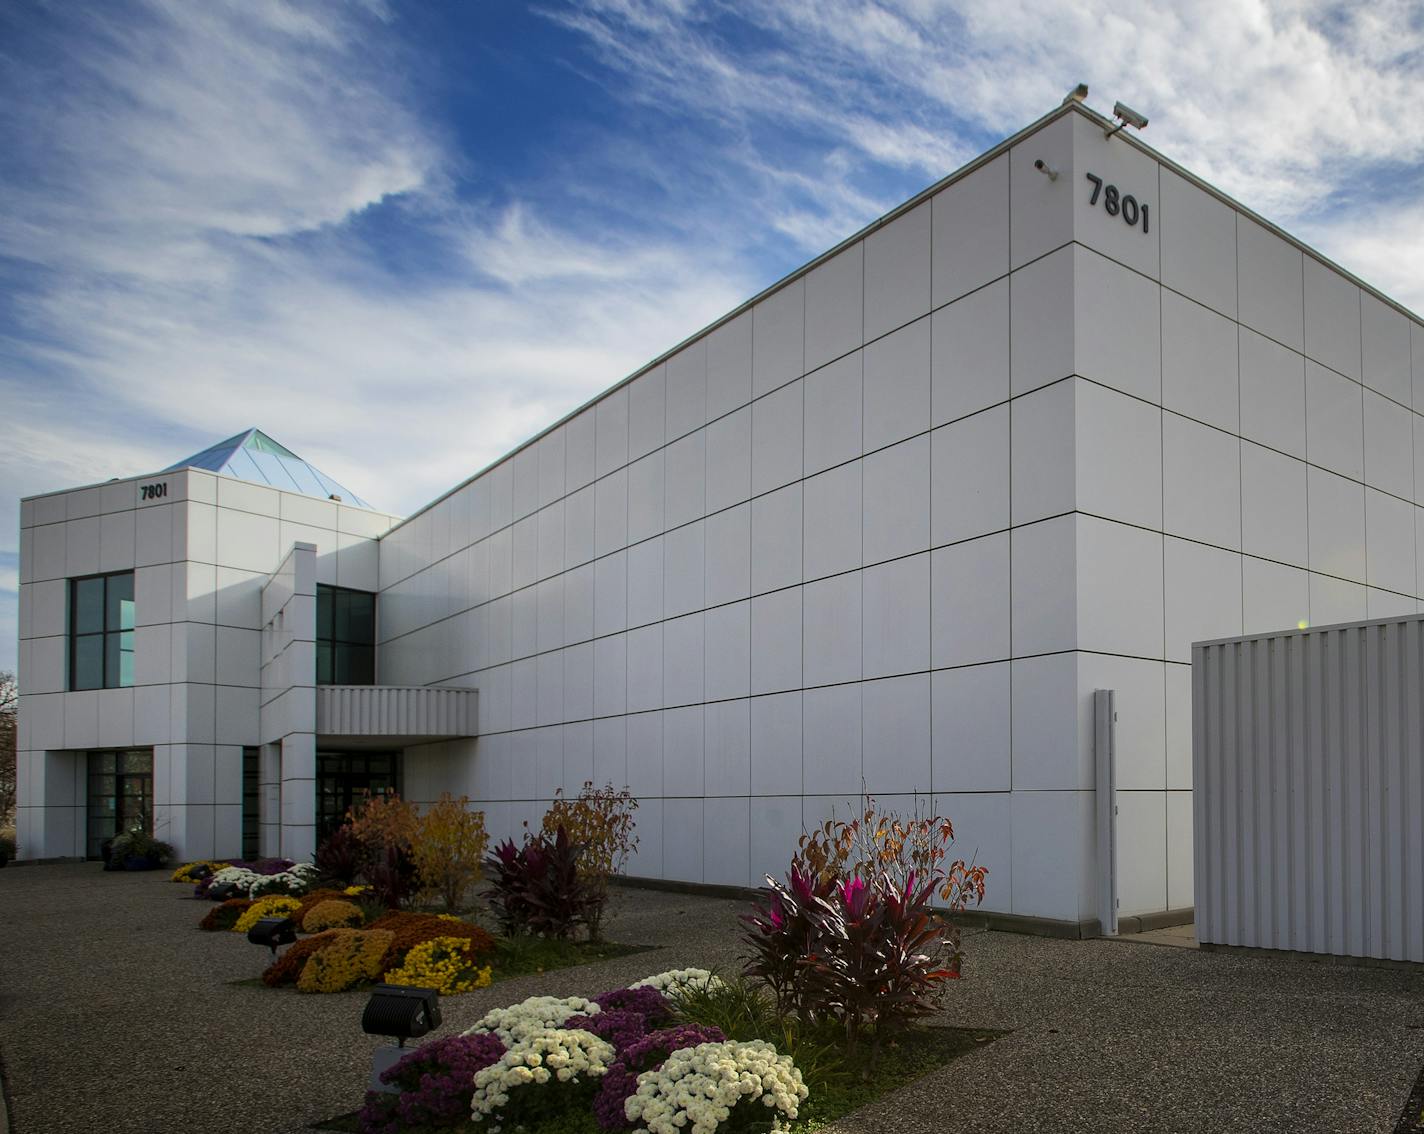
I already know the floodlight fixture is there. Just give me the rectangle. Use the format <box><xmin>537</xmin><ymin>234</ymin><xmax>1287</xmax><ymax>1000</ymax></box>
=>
<box><xmin>247</xmin><ymin>916</ymin><xmax>298</xmax><ymax>957</ymax></box>
<box><xmin>208</xmin><ymin>880</ymin><xmax>242</xmax><ymax>901</ymax></box>
<box><xmin>1033</xmin><ymin>158</ymin><xmax>1059</xmax><ymax>181</ymax></box>
<box><xmin>1062</xmin><ymin>83</ymin><xmax>1089</xmax><ymax>105</ymax></box>
<box><xmin>1104</xmin><ymin>101</ymin><xmax>1149</xmax><ymax>138</ymax></box>
<box><xmin>362</xmin><ymin>984</ymin><xmax>441</xmax><ymax>1048</ymax></box>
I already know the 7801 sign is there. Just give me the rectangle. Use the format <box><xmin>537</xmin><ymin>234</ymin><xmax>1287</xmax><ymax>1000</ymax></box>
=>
<box><xmin>1085</xmin><ymin>172</ymin><xmax>1149</xmax><ymax>233</ymax></box>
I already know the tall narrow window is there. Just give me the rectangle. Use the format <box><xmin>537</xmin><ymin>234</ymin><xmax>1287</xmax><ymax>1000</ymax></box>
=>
<box><xmin>316</xmin><ymin>584</ymin><xmax>376</xmax><ymax>684</ymax></box>
<box><xmin>70</xmin><ymin>571</ymin><xmax>134</xmax><ymax>690</ymax></box>
<box><xmin>241</xmin><ymin>746</ymin><xmax>261</xmax><ymax>860</ymax></box>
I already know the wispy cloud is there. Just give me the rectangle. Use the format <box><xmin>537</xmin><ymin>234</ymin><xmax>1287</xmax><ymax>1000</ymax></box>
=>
<box><xmin>6</xmin><ymin>0</ymin><xmax>1424</xmax><ymax>681</ymax></box>
<box><xmin>552</xmin><ymin>0</ymin><xmax>1424</xmax><ymax>302</ymax></box>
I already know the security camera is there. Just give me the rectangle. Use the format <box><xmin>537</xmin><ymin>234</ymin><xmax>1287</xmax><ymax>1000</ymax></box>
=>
<box><xmin>1112</xmin><ymin>101</ymin><xmax>1148</xmax><ymax>130</ymax></box>
<box><xmin>1033</xmin><ymin>158</ymin><xmax>1059</xmax><ymax>181</ymax></box>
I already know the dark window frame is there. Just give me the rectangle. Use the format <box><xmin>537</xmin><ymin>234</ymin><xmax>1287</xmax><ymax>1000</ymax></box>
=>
<box><xmin>316</xmin><ymin>584</ymin><xmax>376</xmax><ymax>685</ymax></box>
<box><xmin>241</xmin><ymin>746</ymin><xmax>261</xmax><ymax>860</ymax></box>
<box><xmin>86</xmin><ymin>748</ymin><xmax>153</xmax><ymax>859</ymax></box>
<box><xmin>69</xmin><ymin>570</ymin><xmax>135</xmax><ymax>690</ymax></box>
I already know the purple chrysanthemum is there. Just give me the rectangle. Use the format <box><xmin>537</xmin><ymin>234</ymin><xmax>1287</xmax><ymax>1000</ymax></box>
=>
<box><xmin>357</xmin><ymin>1032</ymin><xmax>507</xmax><ymax>1134</ymax></box>
<box><xmin>564</xmin><ymin>1009</ymin><xmax>649</xmax><ymax>1055</ymax></box>
<box><xmin>592</xmin><ymin>986</ymin><xmax>674</xmax><ymax>1026</ymax></box>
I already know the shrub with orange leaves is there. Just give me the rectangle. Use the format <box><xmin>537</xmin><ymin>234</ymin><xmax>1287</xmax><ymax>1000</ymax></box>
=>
<box><xmin>541</xmin><ymin>782</ymin><xmax>638</xmax><ymax>941</ymax></box>
<box><xmin>797</xmin><ymin>796</ymin><xmax>988</xmax><ymax>914</ymax></box>
<box><xmin>368</xmin><ymin>911</ymin><xmax>495</xmax><ymax>972</ymax></box>
<box><xmin>411</xmin><ymin>794</ymin><xmax>488</xmax><ymax>912</ymax></box>
<box><xmin>347</xmin><ymin>792</ymin><xmax>419</xmax><ymax>856</ymax></box>
<box><xmin>262</xmin><ymin>929</ymin><xmax>347</xmax><ymax>987</ymax></box>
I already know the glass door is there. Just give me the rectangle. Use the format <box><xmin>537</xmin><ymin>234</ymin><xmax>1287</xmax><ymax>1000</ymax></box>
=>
<box><xmin>86</xmin><ymin>749</ymin><xmax>154</xmax><ymax>859</ymax></box>
<box><xmin>316</xmin><ymin>751</ymin><xmax>400</xmax><ymax>839</ymax></box>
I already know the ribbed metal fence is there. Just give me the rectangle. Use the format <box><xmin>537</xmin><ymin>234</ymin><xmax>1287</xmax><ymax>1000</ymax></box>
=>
<box><xmin>1193</xmin><ymin>615</ymin><xmax>1424</xmax><ymax>962</ymax></box>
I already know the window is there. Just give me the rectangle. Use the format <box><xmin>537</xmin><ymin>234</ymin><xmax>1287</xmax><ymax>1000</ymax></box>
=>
<box><xmin>316</xmin><ymin>584</ymin><xmax>375</xmax><ymax>685</ymax></box>
<box><xmin>86</xmin><ymin>749</ymin><xmax>153</xmax><ymax>859</ymax></box>
<box><xmin>70</xmin><ymin>571</ymin><xmax>134</xmax><ymax>690</ymax></box>
<box><xmin>241</xmin><ymin>746</ymin><xmax>261</xmax><ymax>860</ymax></box>
<box><xmin>317</xmin><ymin>751</ymin><xmax>399</xmax><ymax>839</ymax></box>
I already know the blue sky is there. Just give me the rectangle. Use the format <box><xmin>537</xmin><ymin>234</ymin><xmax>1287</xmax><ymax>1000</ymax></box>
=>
<box><xmin>4</xmin><ymin>0</ymin><xmax>1424</xmax><ymax>674</ymax></box>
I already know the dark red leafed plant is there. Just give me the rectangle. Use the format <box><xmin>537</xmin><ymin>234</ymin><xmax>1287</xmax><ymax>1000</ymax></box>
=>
<box><xmin>741</xmin><ymin>799</ymin><xmax>988</xmax><ymax>1062</ymax></box>
<box><xmin>483</xmin><ymin>825</ymin><xmax>592</xmax><ymax>938</ymax></box>
<box><xmin>314</xmin><ymin>824</ymin><xmax>364</xmax><ymax>885</ymax></box>
<box><xmin>363</xmin><ymin>842</ymin><xmax>418</xmax><ymax>910</ymax></box>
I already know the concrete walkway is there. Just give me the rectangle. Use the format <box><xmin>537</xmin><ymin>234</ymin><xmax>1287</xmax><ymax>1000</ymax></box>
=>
<box><xmin>0</xmin><ymin>864</ymin><xmax>1421</xmax><ymax>1133</ymax></box>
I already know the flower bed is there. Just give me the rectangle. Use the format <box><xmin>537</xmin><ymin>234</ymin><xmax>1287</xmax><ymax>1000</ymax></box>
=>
<box><xmin>176</xmin><ymin>787</ymin><xmax>650</xmax><ymax>999</ymax></box>
<box><xmin>347</xmin><ymin>972</ymin><xmax>808</xmax><ymax>1134</ymax></box>
<box><xmin>320</xmin><ymin>964</ymin><xmax>1000</xmax><ymax>1134</ymax></box>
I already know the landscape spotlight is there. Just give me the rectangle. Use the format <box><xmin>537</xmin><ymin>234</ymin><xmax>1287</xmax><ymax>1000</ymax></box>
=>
<box><xmin>247</xmin><ymin>916</ymin><xmax>298</xmax><ymax>957</ymax></box>
<box><xmin>1105</xmin><ymin>101</ymin><xmax>1149</xmax><ymax>138</ymax></box>
<box><xmin>362</xmin><ymin>984</ymin><xmax>441</xmax><ymax>1048</ymax></box>
<box><xmin>208</xmin><ymin>880</ymin><xmax>242</xmax><ymax>901</ymax></box>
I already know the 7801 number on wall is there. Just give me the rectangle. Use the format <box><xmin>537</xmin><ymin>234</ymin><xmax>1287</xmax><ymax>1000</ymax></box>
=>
<box><xmin>1085</xmin><ymin>172</ymin><xmax>1149</xmax><ymax>233</ymax></box>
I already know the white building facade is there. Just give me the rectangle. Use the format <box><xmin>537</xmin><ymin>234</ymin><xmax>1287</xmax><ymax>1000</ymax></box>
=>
<box><xmin>16</xmin><ymin>102</ymin><xmax>1424</xmax><ymax>935</ymax></box>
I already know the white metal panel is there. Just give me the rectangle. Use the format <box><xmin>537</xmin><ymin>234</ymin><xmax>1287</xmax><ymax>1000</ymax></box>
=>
<box><xmin>1195</xmin><ymin>614</ymin><xmax>1424</xmax><ymax>961</ymax></box>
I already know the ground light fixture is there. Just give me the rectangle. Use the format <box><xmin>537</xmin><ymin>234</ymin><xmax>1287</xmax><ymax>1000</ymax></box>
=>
<box><xmin>208</xmin><ymin>880</ymin><xmax>242</xmax><ymax>901</ymax></box>
<box><xmin>363</xmin><ymin>984</ymin><xmax>443</xmax><ymax>1091</ymax></box>
<box><xmin>247</xmin><ymin>916</ymin><xmax>298</xmax><ymax>957</ymax></box>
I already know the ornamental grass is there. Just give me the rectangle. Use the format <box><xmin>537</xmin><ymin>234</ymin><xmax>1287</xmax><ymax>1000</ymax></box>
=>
<box><xmin>297</xmin><ymin>928</ymin><xmax>394</xmax><ymax>993</ymax></box>
<box><xmin>199</xmin><ymin>897</ymin><xmax>254</xmax><ymax>932</ymax></box>
<box><xmin>232</xmin><ymin>894</ymin><xmax>303</xmax><ymax>935</ymax></box>
<box><xmin>302</xmin><ymin>898</ymin><xmax>364</xmax><ymax>932</ymax></box>
<box><xmin>369</xmin><ymin>911</ymin><xmax>495</xmax><ymax>971</ymax></box>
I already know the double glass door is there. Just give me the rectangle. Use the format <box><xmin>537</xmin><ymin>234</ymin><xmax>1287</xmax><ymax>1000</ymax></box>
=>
<box><xmin>316</xmin><ymin>751</ymin><xmax>400</xmax><ymax>839</ymax></box>
<box><xmin>86</xmin><ymin>749</ymin><xmax>153</xmax><ymax>859</ymax></box>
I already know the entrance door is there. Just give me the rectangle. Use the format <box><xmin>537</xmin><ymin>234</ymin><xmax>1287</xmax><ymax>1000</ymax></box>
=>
<box><xmin>86</xmin><ymin>749</ymin><xmax>154</xmax><ymax>859</ymax></box>
<box><xmin>316</xmin><ymin>751</ymin><xmax>400</xmax><ymax>839</ymax></box>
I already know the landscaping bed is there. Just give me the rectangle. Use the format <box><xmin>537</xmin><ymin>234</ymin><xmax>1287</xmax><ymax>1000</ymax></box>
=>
<box><xmin>312</xmin><ymin>968</ymin><xmax>1001</xmax><ymax>1134</ymax></box>
<box><xmin>293</xmin><ymin>799</ymin><xmax>994</xmax><ymax>1134</ymax></box>
<box><xmin>179</xmin><ymin>785</ymin><xmax>649</xmax><ymax>997</ymax></box>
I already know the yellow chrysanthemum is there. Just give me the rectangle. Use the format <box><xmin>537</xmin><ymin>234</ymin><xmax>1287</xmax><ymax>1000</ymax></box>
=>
<box><xmin>232</xmin><ymin>894</ymin><xmax>302</xmax><ymax>935</ymax></box>
<box><xmin>384</xmin><ymin>936</ymin><xmax>492</xmax><ymax>994</ymax></box>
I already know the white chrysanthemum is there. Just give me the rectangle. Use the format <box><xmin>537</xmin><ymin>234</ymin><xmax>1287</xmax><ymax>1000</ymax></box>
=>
<box><xmin>470</xmin><ymin>1029</ymin><xmax>616</xmax><ymax>1123</ymax></box>
<box><xmin>461</xmin><ymin>995</ymin><xmax>602</xmax><ymax>1045</ymax></box>
<box><xmin>628</xmin><ymin>968</ymin><xmax>727</xmax><ymax>1000</ymax></box>
<box><xmin>210</xmin><ymin>862</ymin><xmax>318</xmax><ymax>897</ymax></box>
<box><xmin>624</xmin><ymin>1040</ymin><xmax>808</xmax><ymax>1134</ymax></box>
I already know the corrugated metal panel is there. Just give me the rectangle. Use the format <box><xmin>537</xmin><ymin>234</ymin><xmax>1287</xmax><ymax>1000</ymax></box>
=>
<box><xmin>316</xmin><ymin>685</ymin><xmax>478</xmax><ymax>739</ymax></box>
<box><xmin>1194</xmin><ymin>615</ymin><xmax>1424</xmax><ymax>962</ymax></box>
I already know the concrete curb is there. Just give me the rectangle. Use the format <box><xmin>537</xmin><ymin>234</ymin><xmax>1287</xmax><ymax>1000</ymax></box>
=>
<box><xmin>614</xmin><ymin>873</ymin><xmax>1150</xmax><ymax>941</ymax></box>
<box><xmin>1116</xmin><ymin>907</ymin><xmax>1195</xmax><ymax>934</ymax></box>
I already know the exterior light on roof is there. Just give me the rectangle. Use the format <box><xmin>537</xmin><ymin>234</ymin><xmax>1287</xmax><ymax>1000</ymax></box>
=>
<box><xmin>1062</xmin><ymin>83</ymin><xmax>1088</xmax><ymax>105</ymax></box>
<box><xmin>1105</xmin><ymin>101</ymin><xmax>1149</xmax><ymax>138</ymax></box>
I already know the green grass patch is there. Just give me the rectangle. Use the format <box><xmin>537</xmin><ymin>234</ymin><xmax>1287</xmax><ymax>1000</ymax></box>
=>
<box><xmin>488</xmin><ymin>935</ymin><xmax>656</xmax><ymax>982</ymax></box>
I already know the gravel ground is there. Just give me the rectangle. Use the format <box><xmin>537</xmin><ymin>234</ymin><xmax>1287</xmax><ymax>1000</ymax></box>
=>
<box><xmin>1</xmin><ymin>864</ymin><xmax>1422</xmax><ymax>1134</ymax></box>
